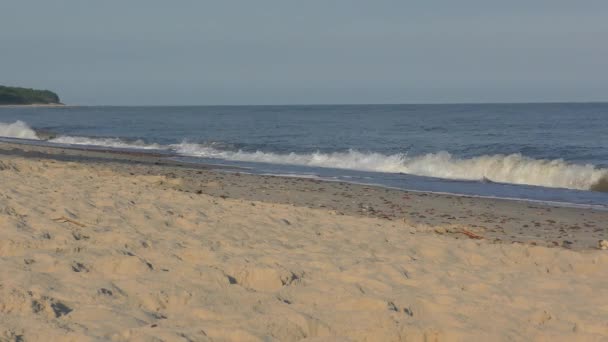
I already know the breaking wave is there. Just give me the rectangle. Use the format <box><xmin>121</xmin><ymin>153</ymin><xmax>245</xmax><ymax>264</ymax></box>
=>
<box><xmin>1</xmin><ymin>120</ymin><xmax>607</xmax><ymax>192</ymax></box>
<box><xmin>175</xmin><ymin>144</ymin><xmax>608</xmax><ymax>191</ymax></box>
<box><xmin>0</xmin><ymin>121</ymin><xmax>40</xmax><ymax>140</ymax></box>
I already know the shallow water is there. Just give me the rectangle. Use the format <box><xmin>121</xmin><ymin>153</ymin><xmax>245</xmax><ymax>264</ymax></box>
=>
<box><xmin>1</xmin><ymin>103</ymin><xmax>607</xmax><ymax>206</ymax></box>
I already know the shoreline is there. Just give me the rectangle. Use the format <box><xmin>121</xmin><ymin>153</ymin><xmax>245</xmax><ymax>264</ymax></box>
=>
<box><xmin>1</xmin><ymin>137</ymin><xmax>606</xmax><ymax>210</ymax></box>
<box><xmin>1</xmin><ymin>140</ymin><xmax>607</xmax><ymax>250</ymax></box>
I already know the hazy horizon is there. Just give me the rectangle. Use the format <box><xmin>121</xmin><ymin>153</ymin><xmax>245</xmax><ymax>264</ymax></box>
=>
<box><xmin>2</xmin><ymin>1</ymin><xmax>607</xmax><ymax>105</ymax></box>
<box><xmin>4</xmin><ymin>100</ymin><xmax>608</xmax><ymax>107</ymax></box>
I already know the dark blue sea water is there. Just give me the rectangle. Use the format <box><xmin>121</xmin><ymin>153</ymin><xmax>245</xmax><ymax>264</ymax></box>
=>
<box><xmin>1</xmin><ymin>103</ymin><xmax>607</xmax><ymax>207</ymax></box>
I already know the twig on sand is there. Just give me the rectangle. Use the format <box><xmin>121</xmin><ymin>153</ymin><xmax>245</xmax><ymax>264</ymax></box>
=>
<box><xmin>461</xmin><ymin>229</ymin><xmax>483</xmax><ymax>240</ymax></box>
<box><xmin>52</xmin><ymin>216</ymin><xmax>86</xmax><ymax>227</ymax></box>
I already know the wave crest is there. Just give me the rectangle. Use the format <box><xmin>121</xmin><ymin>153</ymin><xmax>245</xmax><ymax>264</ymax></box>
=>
<box><xmin>0</xmin><ymin>121</ymin><xmax>40</xmax><ymax>140</ymax></box>
<box><xmin>403</xmin><ymin>152</ymin><xmax>607</xmax><ymax>191</ymax></box>
<box><xmin>175</xmin><ymin>144</ymin><xmax>608</xmax><ymax>191</ymax></box>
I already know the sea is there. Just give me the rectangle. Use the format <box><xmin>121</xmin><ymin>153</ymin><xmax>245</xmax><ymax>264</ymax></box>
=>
<box><xmin>1</xmin><ymin>103</ymin><xmax>607</xmax><ymax>208</ymax></box>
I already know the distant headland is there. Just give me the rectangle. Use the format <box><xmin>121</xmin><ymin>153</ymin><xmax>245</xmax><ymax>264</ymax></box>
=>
<box><xmin>0</xmin><ymin>85</ymin><xmax>63</xmax><ymax>106</ymax></box>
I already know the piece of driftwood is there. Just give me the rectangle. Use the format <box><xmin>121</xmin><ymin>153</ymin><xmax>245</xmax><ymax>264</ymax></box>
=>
<box><xmin>461</xmin><ymin>229</ymin><xmax>483</xmax><ymax>240</ymax></box>
<box><xmin>52</xmin><ymin>216</ymin><xmax>86</xmax><ymax>227</ymax></box>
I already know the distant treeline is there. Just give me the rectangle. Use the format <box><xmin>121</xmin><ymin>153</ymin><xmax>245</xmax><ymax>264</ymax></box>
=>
<box><xmin>0</xmin><ymin>85</ymin><xmax>61</xmax><ymax>105</ymax></box>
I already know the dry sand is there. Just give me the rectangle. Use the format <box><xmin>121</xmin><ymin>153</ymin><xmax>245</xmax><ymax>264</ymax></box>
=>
<box><xmin>1</xmin><ymin>153</ymin><xmax>608</xmax><ymax>341</ymax></box>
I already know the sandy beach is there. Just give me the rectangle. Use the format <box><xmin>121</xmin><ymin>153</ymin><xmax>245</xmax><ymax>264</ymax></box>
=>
<box><xmin>1</xmin><ymin>142</ymin><xmax>607</xmax><ymax>341</ymax></box>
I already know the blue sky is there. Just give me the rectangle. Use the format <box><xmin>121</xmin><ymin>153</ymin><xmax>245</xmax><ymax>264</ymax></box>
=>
<box><xmin>1</xmin><ymin>1</ymin><xmax>607</xmax><ymax>105</ymax></box>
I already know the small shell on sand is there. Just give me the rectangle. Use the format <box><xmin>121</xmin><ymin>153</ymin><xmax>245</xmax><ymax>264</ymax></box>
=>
<box><xmin>599</xmin><ymin>240</ymin><xmax>608</xmax><ymax>250</ymax></box>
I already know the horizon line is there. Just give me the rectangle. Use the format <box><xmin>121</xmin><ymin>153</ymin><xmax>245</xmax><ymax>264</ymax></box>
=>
<box><xmin>61</xmin><ymin>100</ymin><xmax>608</xmax><ymax>107</ymax></box>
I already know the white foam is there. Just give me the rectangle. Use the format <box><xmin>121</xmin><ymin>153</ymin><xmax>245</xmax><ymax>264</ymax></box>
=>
<box><xmin>0</xmin><ymin>121</ymin><xmax>40</xmax><ymax>140</ymax></box>
<box><xmin>49</xmin><ymin>136</ymin><xmax>164</xmax><ymax>150</ymax></box>
<box><xmin>173</xmin><ymin>143</ymin><xmax>608</xmax><ymax>191</ymax></box>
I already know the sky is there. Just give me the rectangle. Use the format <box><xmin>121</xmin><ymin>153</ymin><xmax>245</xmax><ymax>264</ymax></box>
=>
<box><xmin>1</xmin><ymin>0</ymin><xmax>607</xmax><ymax>105</ymax></box>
